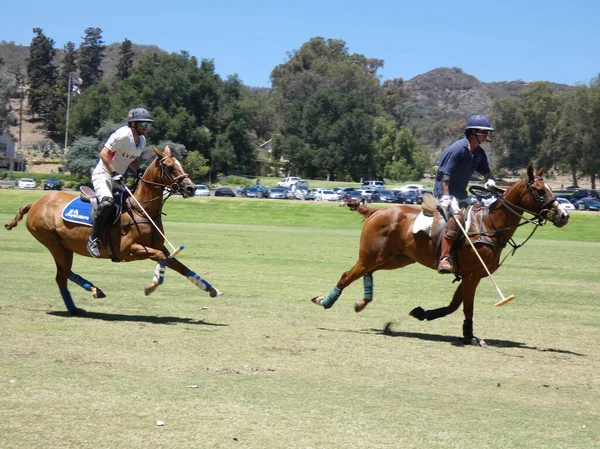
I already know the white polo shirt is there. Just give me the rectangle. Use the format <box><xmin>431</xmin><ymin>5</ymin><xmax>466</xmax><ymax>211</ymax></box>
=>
<box><xmin>93</xmin><ymin>126</ymin><xmax>146</xmax><ymax>175</ymax></box>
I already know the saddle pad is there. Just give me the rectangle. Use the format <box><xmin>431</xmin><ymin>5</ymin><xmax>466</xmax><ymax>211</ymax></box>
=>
<box><xmin>62</xmin><ymin>198</ymin><xmax>93</xmax><ymax>226</ymax></box>
<box><xmin>412</xmin><ymin>205</ymin><xmax>474</xmax><ymax>237</ymax></box>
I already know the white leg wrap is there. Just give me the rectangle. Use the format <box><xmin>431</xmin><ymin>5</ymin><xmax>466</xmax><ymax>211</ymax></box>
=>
<box><xmin>152</xmin><ymin>261</ymin><xmax>166</xmax><ymax>285</ymax></box>
<box><xmin>187</xmin><ymin>272</ymin><xmax>210</xmax><ymax>291</ymax></box>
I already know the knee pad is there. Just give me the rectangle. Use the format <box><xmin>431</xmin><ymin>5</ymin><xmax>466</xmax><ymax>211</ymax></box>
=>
<box><xmin>97</xmin><ymin>197</ymin><xmax>115</xmax><ymax>217</ymax></box>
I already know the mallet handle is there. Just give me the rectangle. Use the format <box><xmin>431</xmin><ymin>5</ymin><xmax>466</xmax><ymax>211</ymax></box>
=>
<box><xmin>454</xmin><ymin>217</ymin><xmax>515</xmax><ymax>306</ymax></box>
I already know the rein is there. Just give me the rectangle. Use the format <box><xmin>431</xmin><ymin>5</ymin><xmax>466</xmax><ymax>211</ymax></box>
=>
<box><xmin>468</xmin><ymin>176</ymin><xmax>555</xmax><ymax>268</ymax></box>
<box><xmin>125</xmin><ymin>154</ymin><xmax>192</xmax><ymax>222</ymax></box>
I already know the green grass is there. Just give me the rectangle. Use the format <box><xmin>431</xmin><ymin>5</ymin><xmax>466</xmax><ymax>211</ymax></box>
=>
<box><xmin>0</xmin><ymin>190</ymin><xmax>599</xmax><ymax>449</ymax></box>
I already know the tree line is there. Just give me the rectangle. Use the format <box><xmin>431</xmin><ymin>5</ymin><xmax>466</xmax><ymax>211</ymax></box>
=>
<box><xmin>0</xmin><ymin>30</ymin><xmax>598</xmax><ymax>187</ymax></box>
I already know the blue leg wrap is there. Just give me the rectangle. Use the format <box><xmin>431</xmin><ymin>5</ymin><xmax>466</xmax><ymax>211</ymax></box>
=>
<box><xmin>363</xmin><ymin>274</ymin><xmax>374</xmax><ymax>301</ymax></box>
<box><xmin>321</xmin><ymin>286</ymin><xmax>342</xmax><ymax>309</ymax></box>
<box><xmin>186</xmin><ymin>270</ymin><xmax>212</xmax><ymax>291</ymax></box>
<box><xmin>68</xmin><ymin>272</ymin><xmax>92</xmax><ymax>291</ymax></box>
<box><xmin>59</xmin><ymin>287</ymin><xmax>78</xmax><ymax>313</ymax></box>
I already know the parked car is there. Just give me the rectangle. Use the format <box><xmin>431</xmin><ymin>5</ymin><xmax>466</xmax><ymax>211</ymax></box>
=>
<box><xmin>314</xmin><ymin>188</ymin><xmax>339</xmax><ymax>201</ymax></box>
<box><xmin>378</xmin><ymin>190</ymin><xmax>398</xmax><ymax>203</ymax></box>
<box><xmin>333</xmin><ymin>186</ymin><xmax>356</xmax><ymax>196</ymax></box>
<box><xmin>18</xmin><ymin>178</ymin><xmax>37</xmax><ymax>189</ymax></box>
<box><xmin>305</xmin><ymin>188</ymin><xmax>318</xmax><ymax>201</ymax></box>
<box><xmin>265</xmin><ymin>186</ymin><xmax>289</xmax><ymax>199</ymax></box>
<box><xmin>573</xmin><ymin>198</ymin><xmax>600</xmax><ymax>211</ymax></box>
<box><xmin>194</xmin><ymin>184</ymin><xmax>210</xmax><ymax>196</ymax></box>
<box><xmin>361</xmin><ymin>180</ymin><xmax>385</xmax><ymax>190</ymax></box>
<box><xmin>556</xmin><ymin>197</ymin><xmax>575</xmax><ymax>211</ymax></box>
<box><xmin>43</xmin><ymin>177</ymin><xmax>62</xmax><ymax>190</ymax></box>
<box><xmin>395</xmin><ymin>189</ymin><xmax>420</xmax><ymax>204</ymax></box>
<box><xmin>214</xmin><ymin>187</ymin><xmax>236</xmax><ymax>197</ymax></box>
<box><xmin>394</xmin><ymin>183</ymin><xmax>425</xmax><ymax>193</ymax></box>
<box><xmin>277</xmin><ymin>177</ymin><xmax>304</xmax><ymax>189</ymax></box>
<box><xmin>240</xmin><ymin>186</ymin><xmax>261</xmax><ymax>198</ymax></box>
<box><xmin>356</xmin><ymin>188</ymin><xmax>381</xmax><ymax>203</ymax></box>
<box><xmin>341</xmin><ymin>190</ymin><xmax>366</xmax><ymax>202</ymax></box>
<box><xmin>569</xmin><ymin>189</ymin><xmax>599</xmax><ymax>204</ymax></box>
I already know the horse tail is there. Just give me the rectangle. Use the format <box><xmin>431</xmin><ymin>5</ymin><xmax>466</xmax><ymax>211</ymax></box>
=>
<box><xmin>4</xmin><ymin>204</ymin><xmax>33</xmax><ymax>231</ymax></box>
<box><xmin>344</xmin><ymin>199</ymin><xmax>378</xmax><ymax>219</ymax></box>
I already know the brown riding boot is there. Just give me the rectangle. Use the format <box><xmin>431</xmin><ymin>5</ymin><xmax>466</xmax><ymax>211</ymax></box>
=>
<box><xmin>437</xmin><ymin>217</ymin><xmax>460</xmax><ymax>274</ymax></box>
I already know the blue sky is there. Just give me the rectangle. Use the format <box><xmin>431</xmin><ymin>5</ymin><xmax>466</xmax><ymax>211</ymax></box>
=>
<box><xmin>2</xmin><ymin>0</ymin><xmax>599</xmax><ymax>87</ymax></box>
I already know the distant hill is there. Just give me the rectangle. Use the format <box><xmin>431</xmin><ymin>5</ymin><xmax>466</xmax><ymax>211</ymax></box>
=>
<box><xmin>405</xmin><ymin>66</ymin><xmax>572</xmax><ymax>123</ymax></box>
<box><xmin>0</xmin><ymin>40</ymin><xmax>165</xmax><ymax>81</ymax></box>
<box><xmin>403</xmin><ymin>67</ymin><xmax>573</xmax><ymax>156</ymax></box>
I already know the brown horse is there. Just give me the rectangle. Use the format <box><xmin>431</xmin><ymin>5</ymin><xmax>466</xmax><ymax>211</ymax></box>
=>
<box><xmin>5</xmin><ymin>145</ymin><xmax>222</xmax><ymax>315</ymax></box>
<box><xmin>311</xmin><ymin>165</ymin><xmax>569</xmax><ymax>345</ymax></box>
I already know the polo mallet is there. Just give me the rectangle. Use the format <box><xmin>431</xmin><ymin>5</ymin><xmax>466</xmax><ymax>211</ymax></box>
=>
<box><xmin>453</xmin><ymin>217</ymin><xmax>515</xmax><ymax>307</ymax></box>
<box><xmin>123</xmin><ymin>184</ymin><xmax>184</xmax><ymax>258</ymax></box>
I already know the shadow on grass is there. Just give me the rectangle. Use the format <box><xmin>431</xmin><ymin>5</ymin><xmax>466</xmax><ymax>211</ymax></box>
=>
<box><xmin>317</xmin><ymin>323</ymin><xmax>585</xmax><ymax>356</ymax></box>
<box><xmin>47</xmin><ymin>311</ymin><xmax>228</xmax><ymax>327</ymax></box>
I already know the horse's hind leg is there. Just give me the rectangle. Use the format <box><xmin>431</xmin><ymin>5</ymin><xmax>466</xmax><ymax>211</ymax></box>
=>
<box><xmin>43</xmin><ymin>240</ymin><xmax>83</xmax><ymax>315</ymax></box>
<box><xmin>312</xmin><ymin>261</ymin><xmax>371</xmax><ymax>309</ymax></box>
<box><xmin>354</xmin><ymin>254</ymin><xmax>416</xmax><ymax>313</ymax></box>
<box><xmin>68</xmin><ymin>272</ymin><xmax>106</xmax><ymax>299</ymax></box>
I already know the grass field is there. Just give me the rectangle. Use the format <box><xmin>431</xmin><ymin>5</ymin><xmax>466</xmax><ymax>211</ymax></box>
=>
<box><xmin>0</xmin><ymin>191</ymin><xmax>599</xmax><ymax>449</ymax></box>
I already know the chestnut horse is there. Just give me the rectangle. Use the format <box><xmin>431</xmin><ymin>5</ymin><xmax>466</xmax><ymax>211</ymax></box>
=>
<box><xmin>5</xmin><ymin>145</ymin><xmax>222</xmax><ymax>315</ymax></box>
<box><xmin>311</xmin><ymin>165</ymin><xmax>569</xmax><ymax>345</ymax></box>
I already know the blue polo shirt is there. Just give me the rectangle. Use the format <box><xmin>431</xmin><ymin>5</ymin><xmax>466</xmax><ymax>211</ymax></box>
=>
<box><xmin>433</xmin><ymin>137</ymin><xmax>491</xmax><ymax>199</ymax></box>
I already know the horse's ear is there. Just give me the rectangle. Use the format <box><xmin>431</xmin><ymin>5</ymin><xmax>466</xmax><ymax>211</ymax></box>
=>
<box><xmin>153</xmin><ymin>147</ymin><xmax>164</xmax><ymax>159</ymax></box>
<box><xmin>536</xmin><ymin>167</ymin><xmax>545</xmax><ymax>177</ymax></box>
<box><xmin>164</xmin><ymin>145</ymin><xmax>172</xmax><ymax>156</ymax></box>
<box><xmin>526</xmin><ymin>164</ymin><xmax>534</xmax><ymax>183</ymax></box>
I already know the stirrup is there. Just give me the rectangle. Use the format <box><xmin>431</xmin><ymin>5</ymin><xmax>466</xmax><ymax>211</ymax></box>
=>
<box><xmin>87</xmin><ymin>237</ymin><xmax>101</xmax><ymax>258</ymax></box>
<box><xmin>437</xmin><ymin>257</ymin><xmax>453</xmax><ymax>274</ymax></box>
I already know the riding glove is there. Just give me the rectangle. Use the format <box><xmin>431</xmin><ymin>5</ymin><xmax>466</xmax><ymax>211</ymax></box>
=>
<box><xmin>484</xmin><ymin>179</ymin><xmax>496</xmax><ymax>190</ymax></box>
<box><xmin>111</xmin><ymin>171</ymin><xmax>124</xmax><ymax>184</ymax></box>
<box><xmin>440</xmin><ymin>195</ymin><xmax>461</xmax><ymax>217</ymax></box>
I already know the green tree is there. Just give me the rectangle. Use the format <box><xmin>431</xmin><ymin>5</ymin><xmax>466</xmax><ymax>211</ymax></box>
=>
<box><xmin>0</xmin><ymin>66</ymin><xmax>18</xmax><ymax>131</ymax></box>
<box><xmin>59</xmin><ymin>41</ymin><xmax>78</xmax><ymax>91</ymax></box>
<box><xmin>116</xmin><ymin>38</ymin><xmax>134</xmax><ymax>81</ymax></box>
<box><xmin>26</xmin><ymin>28</ymin><xmax>57</xmax><ymax>117</ymax></box>
<box><xmin>65</xmin><ymin>135</ymin><xmax>101</xmax><ymax>176</ymax></box>
<box><xmin>270</xmin><ymin>37</ymin><xmax>382</xmax><ymax>178</ymax></box>
<box><xmin>184</xmin><ymin>151</ymin><xmax>210</xmax><ymax>182</ymax></box>
<box><xmin>78</xmin><ymin>27</ymin><xmax>105</xmax><ymax>88</ymax></box>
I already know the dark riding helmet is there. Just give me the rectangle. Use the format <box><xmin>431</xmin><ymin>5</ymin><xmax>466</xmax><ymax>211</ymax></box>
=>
<box><xmin>465</xmin><ymin>115</ymin><xmax>493</xmax><ymax>142</ymax></box>
<box><xmin>127</xmin><ymin>107</ymin><xmax>154</xmax><ymax>124</ymax></box>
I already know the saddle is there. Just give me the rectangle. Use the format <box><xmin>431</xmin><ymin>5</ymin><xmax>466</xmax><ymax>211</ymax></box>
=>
<box><xmin>413</xmin><ymin>193</ymin><xmax>493</xmax><ymax>268</ymax></box>
<box><xmin>79</xmin><ymin>185</ymin><xmax>130</xmax><ymax>262</ymax></box>
<box><xmin>79</xmin><ymin>185</ymin><xmax>128</xmax><ymax>227</ymax></box>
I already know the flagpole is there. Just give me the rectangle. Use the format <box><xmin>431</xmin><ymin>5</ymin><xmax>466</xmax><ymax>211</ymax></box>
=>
<box><xmin>64</xmin><ymin>73</ymin><xmax>73</xmax><ymax>150</ymax></box>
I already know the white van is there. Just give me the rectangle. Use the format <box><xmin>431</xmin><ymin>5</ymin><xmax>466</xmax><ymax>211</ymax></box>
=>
<box><xmin>361</xmin><ymin>180</ymin><xmax>385</xmax><ymax>190</ymax></box>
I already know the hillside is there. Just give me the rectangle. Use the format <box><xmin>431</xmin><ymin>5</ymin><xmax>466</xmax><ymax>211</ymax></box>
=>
<box><xmin>0</xmin><ymin>40</ymin><xmax>165</xmax><ymax>81</ymax></box>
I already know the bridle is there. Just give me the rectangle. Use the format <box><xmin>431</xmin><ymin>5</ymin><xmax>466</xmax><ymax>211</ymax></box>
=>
<box><xmin>494</xmin><ymin>176</ymin><xmax>557</xmax><ymax>226</ymax></box>
<box><xmin>137</xmin><ymin>155</ymin><xmax>191</xmax><ymax>195</ymax></box>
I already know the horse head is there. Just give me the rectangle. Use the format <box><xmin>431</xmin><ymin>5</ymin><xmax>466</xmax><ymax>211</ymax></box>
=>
<box><xmin>505</xmin><ymin>165</ymin><xmax>569</xmax><ymax>228</ymax></box>
<box><xmin>144</xmin><ymin>145</ymin><xmax>196</xmax><ymax>198</ymax></box>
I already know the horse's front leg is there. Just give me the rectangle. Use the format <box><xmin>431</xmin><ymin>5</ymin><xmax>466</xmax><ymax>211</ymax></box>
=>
<box><xmin>126</xmin><ymin>243</ymin><xmax>169</xmax><ymax>295</ymax></box>
<box><xmin>163</xmin><ymin>253</ymin><xmax>223</xmax><ymax>298</ymax></box>
<box><xmin>68</xmin><ymin>272</ymin><xmax>106</xmax><ymax>299</ymax></box>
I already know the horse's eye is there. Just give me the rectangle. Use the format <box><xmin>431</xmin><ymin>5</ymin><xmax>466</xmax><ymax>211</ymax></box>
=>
<box><xmin>536</xmin><ymin>189</ymin><xmax>546</xmax><ymax>196</ymax></box>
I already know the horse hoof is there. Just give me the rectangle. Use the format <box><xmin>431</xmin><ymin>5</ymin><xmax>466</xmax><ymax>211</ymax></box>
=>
<box><xmin>145</xmin><ymin>282</ymin><xmax>159</xmax><ymax>296</ymax></box>
<box><xmin>209</xmin><ymin>287</ymin><xmax>223</xmax><ymax>298</ymax></box>
<box><xmin>311</xmin><ymin>296</ymin><xmax>325</xmax><ymax>306</ymax></box>
<box><xmin>355</xmin><ymin>300</ymin><xmax>369</xmax><ymax>313</ymax></box>
<box><xmin>409</xmin><ymin>307</ymin><xmax>426</xmax><ymax>321</ymax></box>
<box><xmin>69</xmin><ymin>307</ymin><xmax>86</xmax><ymax>316</ymax></box>
<box><xmin>92</xmin><ymin>287</ymin><xmax>106</xmax><ymax>299</ymax></box>
<box><xmin>464</xmin><ymin>336</ymin><xmax>488</xmax><ymax>348</ymax></box>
